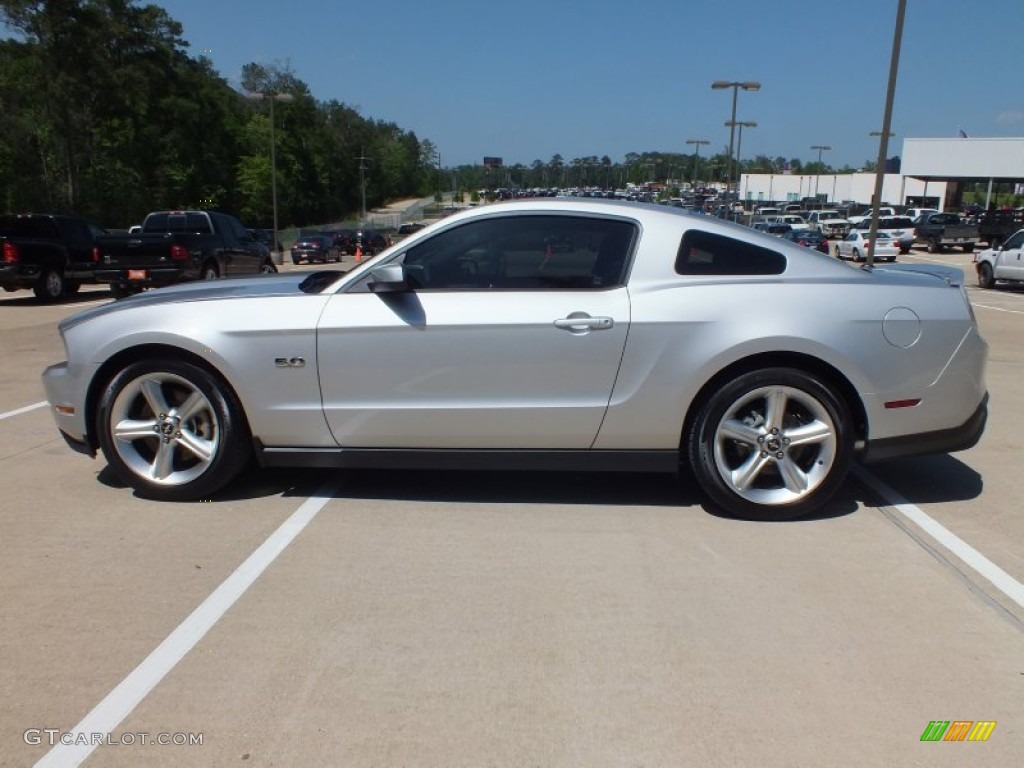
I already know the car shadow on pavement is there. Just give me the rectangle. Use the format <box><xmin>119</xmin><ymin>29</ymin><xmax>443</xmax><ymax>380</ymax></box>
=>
<box><xmin>0</xmin><ymin>291</ymin><xmax>111</xmax><ymax>308</ymax></box>
<box><xmin>98</xmin><ymin>453</ymin><xmax>980</xmax><ymax>521</ymax></box>
<box><xmin>852</xmin><ymin>453</ymin><xmax>983</xmax><ymax>505</ymax></box>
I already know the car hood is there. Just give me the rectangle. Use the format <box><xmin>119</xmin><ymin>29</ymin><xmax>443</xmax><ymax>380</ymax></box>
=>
<box><xmin>60</xmin><ymin>272</ymin><xmax>342</xmax><ymax>333</ymax></box>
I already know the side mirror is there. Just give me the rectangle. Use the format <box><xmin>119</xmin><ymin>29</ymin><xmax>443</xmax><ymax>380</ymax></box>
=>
<box><xmin>367</xmin><ymin>264</ymin><xmax>409</xmax><ymax>293</ymax></box>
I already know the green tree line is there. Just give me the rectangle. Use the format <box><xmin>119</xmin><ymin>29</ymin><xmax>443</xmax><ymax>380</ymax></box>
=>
<box><xmin>0</xmin><ymin>0</ymin><xmax>433</xmax><ymax>228</ymax></box>
<box><xmin>448</xmin><ymin>151</ymin><xmax>866</xmax><ymax>196</ymax></box>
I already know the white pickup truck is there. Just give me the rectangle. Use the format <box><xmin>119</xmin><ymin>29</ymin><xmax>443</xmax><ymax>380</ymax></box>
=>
<box><xmin>805</xmin><ymin>210</ymin><xmax>850</xmax><ymax>237</ymax></box>
<box><xmin>975</xmin><ymin>228</ymin><xmax>1024</xmax><ymax>288</ymax></box>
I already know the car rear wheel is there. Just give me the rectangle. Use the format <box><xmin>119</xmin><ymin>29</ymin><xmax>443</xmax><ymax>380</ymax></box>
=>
<box><xmin>687</xmin><ymin>368</ymin><xmax>853</xmax><ymax>521</ymax></box>
<box><xmin>260</xmin><ymin>260</ymin><xmax>277</xmax><ymax>274</ymax></box>
<box><xmin>33</xmin><ymin>267</ymin><xmax>65</xmax><ymax>301</ymax></box>
<box><xmin>977</xmin><ymin>262</ymin><xmax>995</xmax><ymax>289</ymax></box>
<box><xmin>202</xmin><ymin>263</ymin><xmax>219</xmax><ymax>280</ymax></box>
<box><xmin>852</xmin><ymin>248</ymin><xmax>862</xmax><ymax>262</ymax></box>
<box><xmin>96</xmin><ymin>360</ymin><xmax>251</xmax><ymax>501</ymax></box>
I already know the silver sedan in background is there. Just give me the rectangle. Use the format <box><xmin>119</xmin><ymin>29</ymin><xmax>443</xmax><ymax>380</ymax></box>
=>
<box><xmin>42</xmin><ymin>200</ymin><xmax>988</xmax><ymax>520</ymax></box>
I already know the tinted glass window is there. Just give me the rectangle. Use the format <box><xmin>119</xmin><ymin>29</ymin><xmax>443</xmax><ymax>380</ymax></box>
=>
<box><xmin>676</xmin><ymin>230</ymin><xmax>786</xmax><ymax>275</ymax></box>
<box><xmin>0</xmin><ymin>216</ymin><xmax>58</xmax><ymax>238</ymax></box>
<box><xmin>401</xmin><ymin>215</ymin><xmax>636</xmax><ymax>291</ymax></box>
<box><xmin>1004</xmin><ymin>231</ymin><xmax>1024</xmax><ymax>250</ymax></box>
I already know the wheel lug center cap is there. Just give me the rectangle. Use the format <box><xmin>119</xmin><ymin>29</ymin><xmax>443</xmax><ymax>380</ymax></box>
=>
<box><xmin>765</xmin><ymin>436</ymin><xmax>782</xmax><ymax>452</ymax></box>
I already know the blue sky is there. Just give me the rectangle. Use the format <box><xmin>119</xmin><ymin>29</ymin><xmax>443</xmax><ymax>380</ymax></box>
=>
<box><xmin>152</xmin><ymin>0</ymin><xmax>1022</xmax><ymax>169</ymax></box>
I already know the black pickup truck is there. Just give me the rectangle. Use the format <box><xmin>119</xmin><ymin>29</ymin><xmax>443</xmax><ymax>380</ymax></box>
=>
<box><xmin>0</xmin><ymin>214</ymin><xmax>106</xmax><ymax>301</ymax></box>
<box><xmin>975</xmin><ymin>209</ymin><xmax>1024</xmax><ymax>247</ymax></box>
<box><xmin>94</xmin><ymin>210</ymin><xmax>277</xmax><ymax>298</ymax></box>
<box><xmin>912</xmin><ymin>212</ymin><xmax>980</xmax><ymax>253</ymax></box>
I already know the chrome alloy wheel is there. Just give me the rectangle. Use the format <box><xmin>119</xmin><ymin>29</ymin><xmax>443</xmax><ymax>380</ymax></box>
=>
<box><xmin>712</xmin><ymin>385</ymin><xmax>837</xmax><ymax>507</ymax></box>
<box><xmin>108</xmin><ymin>372</ymin><xmax>220</xmax><ymax>486</ymax></box>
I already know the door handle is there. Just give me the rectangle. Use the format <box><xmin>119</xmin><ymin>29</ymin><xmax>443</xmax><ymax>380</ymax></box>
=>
<box><xmin>554</xmin><ymin>313</ymin><xmax>614</xmax><ymax>332</ymax></box>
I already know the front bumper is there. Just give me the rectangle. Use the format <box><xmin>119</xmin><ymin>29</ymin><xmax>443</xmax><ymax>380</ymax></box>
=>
<box><xmin>41</xmin><ymin>360</ymin><xmax>98</xmax><ymax>456</ymax></box>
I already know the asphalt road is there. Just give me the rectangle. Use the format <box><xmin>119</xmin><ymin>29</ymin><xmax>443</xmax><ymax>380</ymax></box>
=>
<box><xmin>1</xmin><ymin>245</ymin><xmax>1021</xmax><ymax>767</ymax></box>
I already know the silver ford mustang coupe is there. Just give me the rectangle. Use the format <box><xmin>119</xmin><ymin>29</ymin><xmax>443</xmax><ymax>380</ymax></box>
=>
<box><xmin>42</xmin><ymin>200</ymin><xmax>988</xmax><ymax>520</ymax></box>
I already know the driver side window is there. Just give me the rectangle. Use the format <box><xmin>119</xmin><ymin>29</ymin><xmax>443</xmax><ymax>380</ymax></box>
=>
<box><xmin>1003</xmin><ymin>231</ymin><xmax>1024</xmax><ymax>250</ymax></box>
<box><xmin>401</xmin><ymin>215</ymin><xmax>636</xmax><ymax>291</ymax></box>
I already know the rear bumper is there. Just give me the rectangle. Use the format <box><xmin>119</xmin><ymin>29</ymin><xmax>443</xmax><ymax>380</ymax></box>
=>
<box><xmin>0</xmin><ymin>263</ymin><xmax>41</xmax><ymax>287</ymax></box>
<box><xmin>94</xmin><ymin>266</ymin><xmax>200</xmax><ymax>287</ymax></box>
<box><xmin>862</xmin><ymin>393</ymin><xmax>987</xmax><ymax>462</ymax></box>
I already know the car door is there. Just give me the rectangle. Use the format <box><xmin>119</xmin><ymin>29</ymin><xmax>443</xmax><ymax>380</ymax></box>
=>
<box><xmin>997</xmin><ymin>230</ymin><xmax>1024</xmax><ymax>280</ymax></box>
<box><xmin>316</xmin><ymin>213</ymin><xmax>636</xmax><ymax>449</ymax></box>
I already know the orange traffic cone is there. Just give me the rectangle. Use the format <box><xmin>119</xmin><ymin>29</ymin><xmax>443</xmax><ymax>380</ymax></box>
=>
<box><xmin>354</xmin><ymin>244</ymin><xmax>363</xmax><ymax>262</ymax></box>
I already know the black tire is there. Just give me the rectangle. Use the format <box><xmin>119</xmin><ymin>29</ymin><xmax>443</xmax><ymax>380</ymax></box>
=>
<box><xmin>686</xmin><ymin>367</ymin><xmax>853</xmax><ymax>521</ymax></box>
<box><xmin>852</xmin><ymin>248</ymin><xmax>862</xmax><ymax>262</ymax></box>
<box><xmin>927</xmin><ymin>239</ymin><xmax>940</xmax><ymax>254</ymax></box>
<box><xmin>96</xmin><ymin>359</ymin><xmax>251</xmax><ymax>501</ymax></box>
<box><xmin>990</xmin><ymin>236</ymin><xmax>1003</xmax><ymax>249</ymax></box>
<box><xmin>977</xmin><ymin>262</ymin><xmax>995</xmax><ymax>289</ymax></box>
<box><xmin>201</xmin><ymin>263</ymin><xmax>219</xmax><ymax>280</ymax></box>
<box><xmin>832</xmin><ymin>244</ymin><xmax>842</xmax><ymax>259</ymax></box>
<box><xmin>63</xmin><ymin>280</ymin><xmax>81</xmax><ymax>295</ymax></box>
<box><xmin>33</xmin><ymin>267</ymin><xmax>65</xmax><ymax>301</ymax></box>
<box><xmin>962</xmin><ymin>243</ymin><xmax>975</xmax><ymax>253</ymax></box>
<box><xmin>260</xmin><ymin>260</ymin><xmax>277</xmax><ymax>274</ymax></box>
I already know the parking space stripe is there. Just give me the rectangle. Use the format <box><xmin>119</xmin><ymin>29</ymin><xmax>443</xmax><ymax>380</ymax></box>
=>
<box><xmin>34</xmin><ymin>481</ymin><xmax>341</xmax><ymax>768</ymax></box>
<box><xmin>972</xmin><ymin>302</ymin><xmax>1024</xmax><ymax>315</ymax></box>
<box><xmin>854</xmin><ymin>466</ymin><xmax>1024</xmax><ymax>609</ymax></box>
<box><xmin>0</xmin><ymin>401</ymin><xmax>47</xmax><ymax>421</ymax></box>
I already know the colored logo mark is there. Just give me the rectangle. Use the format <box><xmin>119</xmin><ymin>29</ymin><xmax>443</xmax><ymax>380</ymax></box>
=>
<box><xmin>920</xmin><ymin>721</ymin><xmax>996</xmax><ymax>742</ymax></box>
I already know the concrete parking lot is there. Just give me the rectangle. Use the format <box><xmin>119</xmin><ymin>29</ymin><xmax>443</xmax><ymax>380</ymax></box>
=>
<box><xmin>1</xmin><ymin>244</ymin><xmax>1021</xmax><ymax>767</ymax></box>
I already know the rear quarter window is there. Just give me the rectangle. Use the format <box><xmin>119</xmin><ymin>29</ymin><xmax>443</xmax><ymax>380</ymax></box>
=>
<box><xmin>676</xmin><ymin>230</ymin><xmax>787</xmax><ymax>276</ymax></box>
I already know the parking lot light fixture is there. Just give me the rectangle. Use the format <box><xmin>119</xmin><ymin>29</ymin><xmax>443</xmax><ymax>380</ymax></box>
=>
<box><xmin>811</xmin><ymin>144</ymin><xmax>832</xmax><ymax>200</ymax></box>
<box><xmin>712</xmin><ymin>80</ymin><xmax>761</xmax><ymax>196</ymax></box>
<box><xmin>246</xmin><ymin>91</ymin><xmax>295</xmax><ymax>254</ymax></box>
<box><xmin>685</xmin><ymin>139</ymin><xmax>709</xmax><ymax>190</ymax></box>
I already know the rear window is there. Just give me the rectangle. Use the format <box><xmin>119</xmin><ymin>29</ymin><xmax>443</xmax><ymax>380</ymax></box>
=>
<box><xmin>142</xmin><ymin>212</ymin><xmax>213</xmax><ymax>234</ymax></box>
<box><xmin>676</xmin><ymin>230</ymin><xmax>786</xmax><ymax>276</ymax></box>
<box><xmin>0</xmin><ymin>215</ymin><xmax>58</xmax><ymax>238</ymax></box>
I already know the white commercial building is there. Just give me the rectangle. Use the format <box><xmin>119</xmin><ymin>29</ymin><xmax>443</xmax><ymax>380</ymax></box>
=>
<box><xmin>737</xmin><ymin>137</ymin><xmax>1024</xmax><ymax>210</ymax></box>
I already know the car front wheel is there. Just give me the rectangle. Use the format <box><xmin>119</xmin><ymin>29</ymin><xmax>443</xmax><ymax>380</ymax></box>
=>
<box><xmin>977</xmin><ymin>262</ymin><xmax>995</xmax><ymax>289</ymax></box>
<box><xmin>687</xmin><ymin>368</ymin><xmax>853</xmax><ymax>521</ymax></box>
<box><xmin>96</xmin><ymin>360</ymin><xmax>251</xmax><ymax>501</ymax></box>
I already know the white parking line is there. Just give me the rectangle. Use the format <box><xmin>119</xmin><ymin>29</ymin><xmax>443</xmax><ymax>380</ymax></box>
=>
<box><xmin>972</xmin><ymin>302</ymin><xmax>1024</xmax><ymax>315</ymax></box>
<box><xmin>0</xmin><ymin>401</ymin><xmax>48</xmax><ymax>421</ymax></box>
<box><xmin>34</xmin><ymin>481</ymin><xmax>341</xmax><ymax>768</ymax></box>
<box><xmin>854</xmin><ymin>466</ymin><xmax>1024</xmax><ymax>609</ymax></box>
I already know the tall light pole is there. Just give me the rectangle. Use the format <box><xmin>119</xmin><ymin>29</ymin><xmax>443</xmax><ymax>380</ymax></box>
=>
<box><xmin>356</xmin><ymin>149</ymin><xmax>371</xmax><ymax>225</ymax></box>
<box><xmin>711</xmin><ymin>80</ymin><xmax>761</xmax><ymax>197</ymax></box>
<box><xmin>811</xmin><ymin>144</ymin><xmax>831</xmax><ymax>200</ymax></box>
<box><xmin>246</xmin><ymin>91</ymin><xmax>294</xmax><ymax>256</ymax></box>
<box><xmin>866</xmin><ymin>0</ymin><xmax>906</xmax><ymax>268</ymax></box>
<box><xmin>726</xmin><ymin>121</ymin><xmax>756</xmax><ymax>204</ymax></box>
<box><xmin>869</xmin><ymin>131</ymin><xmax>897</xmax><ymax>207</ymax></box>
<box><xmin>686</xmin><ymin>138</ymin><xmax>709</xmax><ymax>191</ymax></box>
